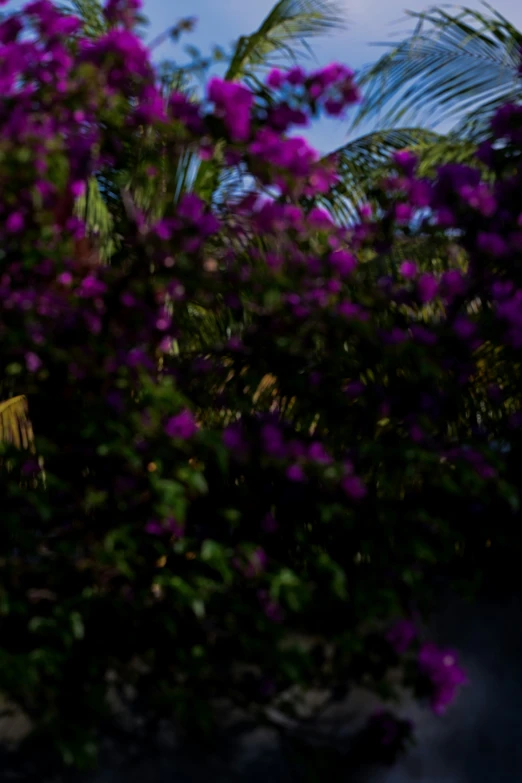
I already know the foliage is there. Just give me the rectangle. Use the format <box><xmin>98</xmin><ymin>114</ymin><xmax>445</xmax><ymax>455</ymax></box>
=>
<box><xmin>351</xmin><ymin>3</ymin><xmax>522</xmax><ymax>142</ymax></box>
<box><xmin>0</xmin><ymin>396</ymin><xmax>34</xmax><ymax>451</ymax></box>
<box><xmin>315</xmin><ymin>127</ymin><xmax>443</xmax><ymax>223</ymax></box>
<box><xmin>224</xmin><ymin>0</ymin><xmax>346</xmax><ymax>82</ymax></box>
<box><xmin>2</xmin><ymin>0</ymin><xmax>522</xmax><ymax>776</ymax></box>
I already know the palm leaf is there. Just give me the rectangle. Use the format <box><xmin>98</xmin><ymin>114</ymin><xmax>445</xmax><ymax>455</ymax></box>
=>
<box><xmin>225</xmin><ymin>0</ymin><xmax>346</xmax><ymax>82</ymax></box>
<box><xmin>193</xmin><ymin>0</ymin><xmax>346</xmax><ymax>204</ymax></box>
<box><xmin>56</xmin><ymin>0</ymin><xmax>107</xmax><ymax>38</ymax></box>
<box><xmin>0</xmin><ymin>396</ymin><xmax>35</xmax><ymax>452</ymax></box>
<box><xmin>75</xmin><ymin>177</ymin><xmax>115</xmax><ymax>261</ymax></box>
<box><xmin>314</xmin><ymin>127</ymin><xmax>444</xmax><ymax>223</ymax></box>
<box><xmin>412</xmin><ymin>134</ymin><xmax>481</xmax><ymax>178</ymax></box>
<box><xmin>351</xmin><ymin>3</ymin><xmax>522</xmax><ymax>142</ymax></box>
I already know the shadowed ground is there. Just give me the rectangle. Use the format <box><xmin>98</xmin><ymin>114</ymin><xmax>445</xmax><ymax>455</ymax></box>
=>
<box><xmin>2</xmin><ymin>593</ymin><xmax>521</xmax><ymax>782</ymax></box>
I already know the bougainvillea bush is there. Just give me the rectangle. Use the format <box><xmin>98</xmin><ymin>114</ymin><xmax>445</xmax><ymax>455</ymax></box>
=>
<box><xmin>1</xmin><ymin>0</ymin><xmax>522</xmax><ymax>771</ymax></box>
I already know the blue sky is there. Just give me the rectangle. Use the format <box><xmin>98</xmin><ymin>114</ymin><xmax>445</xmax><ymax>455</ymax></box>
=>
<box><xmin>6</xmin><ymin>0</ymin><xmax>521</xmax><ymax>154</ymax></box>
<box><xmin>141</xmin><ymin>0</ymin><xmax>522</xmax><ymax>156</ymax></box>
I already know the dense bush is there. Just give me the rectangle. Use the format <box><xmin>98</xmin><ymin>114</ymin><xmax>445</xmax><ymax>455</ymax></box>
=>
<box><xmin>1</xmin><ymin>0</ymin><xmax>522</xmax><ymax>771</ymax></box>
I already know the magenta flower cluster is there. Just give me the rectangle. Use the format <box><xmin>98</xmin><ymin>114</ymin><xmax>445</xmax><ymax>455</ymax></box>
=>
<box><xmin>385</xmin><ymin>618</ymin><xmax>417</xmax><ymax>655</ymax></box>
<box><xmin>1</xmin><ymin>0</ymin><xmax>521</xmax><ymax>764</ymax></box>
<box><xmin>385</xmin><ymin>619</ymin><xmax>467</xmax><ymax>715</ymax></box>
<box><xmin>418</xmin><ymin>643</ymin><xmax>468</xmax><ymax>715</ymax></box>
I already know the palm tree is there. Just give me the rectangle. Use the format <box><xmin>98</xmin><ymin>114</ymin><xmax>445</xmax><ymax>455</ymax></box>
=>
<box><xmin>0</xmin><ymin>397</ymin><xmax>35</xmax><ymax>451</ymax></box>
<box><xmin>0</xmin><ymin>0</ymin><xmax>346</xmax><ymax>446</ymax></box>
<box><xmin>67</xmin><ymin>0</ymin><xmax>473</xmax><ymax>239</ymax></box>
<box><xmin>2</xmin><ymin>0</ymin><xmax>498</xmax><ymax>446</ymax></box>
<box><xmin>349</xmin><ymin>3</ymin><xmax>522</xmax><ymax>145</ymax></box>
<box><xmin>316</xmin><ymin>2</ymin><xmax>522</xmax><ymax>224</ymax></box>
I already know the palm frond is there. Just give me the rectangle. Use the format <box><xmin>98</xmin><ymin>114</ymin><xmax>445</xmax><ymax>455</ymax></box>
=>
<box><xmin>225</xmin><ymin>0</ymin><xmax>346</xmax><ymax>82</ymax></box>
<box><xmin>75</xmin><ymin>178</ymin><xmax>115</xmax><ymax>261</ymax></box>
<box><xmin>351</xmin><ymin>3</ymin><xmax>522</xmax><ymax>142</ymax></box>
<box><xmin>56</xmin><ymin>0</ymin><xmax>107</xmax><ymax>38</ymax></box>
<box><xmin>315</xmin><ymin>127</ymin><xmax>444</xmax><ymax>224</ymax></box>
<box><xmin>0</xmin><ymin>396</ymin><xmax>35</xmax><ymax>452</ymax></box>
<box><xmin>413</xmin><ymin>134</ymin><xmax>483</xmax><ymax>178</ymax></box>
<box><xmin>188</xmin><ymin>0</ymin><xmax>346</xmax><ymax>205</ymax></box>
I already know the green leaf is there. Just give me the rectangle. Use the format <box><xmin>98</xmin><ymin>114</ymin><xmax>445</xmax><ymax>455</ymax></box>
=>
<box><xmin>351</xmin><ymin>3</ymin><xmax>522</xmax><ymax>142</ymax></box>
<box><xmin>191</xmin><ymin>0</ymin><xmax>346</xmax><ymax>207</ymax></box>
<box><xmin>176</xmin><ymin>466</ymin><xmax>209</xmax><ymax>495</ymax></box>
<box><xmin>200</xmin><ymin>540</ymin><xmax>233</xmax><ymax>582</ymax></box>
<box><xmin>316</xmin><ymin>127</ymin><xmax>443</xmax><ymax>223</ymax></box>
<box><xmin>74</xmin><ymin>178</ymin><xmax>115</xmax><ymax>261</ymax></box>
<box><xmin>225</xmin><ymin>0</ymin><xmax>346</xmax><ymax>82</ymax></box>
<box><xmin>191</xmin><ymin>599</ymin><xmax>206</xmax><ymax>619</ymax></box>
<box><xmin>57</xmin><ymin>0</ymin><xmax>107</xmax><ymax>38</ymax></box>
<box><xmin>71</xmin><ymin>612</ymin><xmax>85</xmax><ymax>640</ymax></box>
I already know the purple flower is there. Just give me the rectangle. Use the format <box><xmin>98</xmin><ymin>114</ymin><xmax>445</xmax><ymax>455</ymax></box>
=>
<box><xmin>418</xmin><ymin>643</ymin><xmax>468</xmax><ymax>715</ymax></box>
<box><xmin>386</xmin><ymin>619</ymin><xmax>417</xmax><ymax>654</ymax></box>
<box><xmin>395</xmin><ymin>203</ymin><xmax>413</xmax><ymax>224</ymax></box>
<box><xmin>261</xmin><ymin>424</ymin><xmax>286</xmax><ymax>458</ymax></box>
<box><xmin>477</xmin><ymin>232</ymin><xmax>507</xmax><ymax>256</ymax></box>
<box><xmin>410</xmin><ymin>425</ymin><xmax>424</xmax><ymax>443</ymax></box>
<box><xmin>338</xmin><ymin>301</ymin><xmax>367</xmax><ymax>320</ymax></box>
<box><xmin>329</xmin><ymin>249</ymin><xmax>357</xmax><ymax>276</ymax></box>
<box><xmin>244</xmin><ymin>547</ymin><xmax>268</xmax><ymax>578</ymax></box>
<box><xmin>324</xmin><ymin>98</ymin><xmax>344</xmax><ymax>116</ymax></box>
<box><xmin>165</xmin><ymin>409</ymin><xmax>198</xmax><ymax>440</ymax></box>
<box><xmin>145</xmin><ymin>517</ymin><xmax>183</xmax><ymax>537</ymax></box>
<box><xmin>453</xmin><ymin>317</ymin><xmax>476</xmax><ymax>340</ymax></box>
<box><xmin>267</xmin><ymin>103</ymin><xmax>308</xmax><ymax>132</ymax></box>
<box><xmin>145</xmin><ymin>520</ymin><xmax>164</xmax><ymax>536</ymax></box>
<box><xmin>307</xmin><ymin>207</ymin><xmax>333</xmax><ymax>228</ymax></box>
<box><xmin>6</xmin><ymin>212</ymin><xmax>24</xmax><ymax>232</ymax></box>
<box><xmin>441</xmin><ymin>269</ymin><xmax>465</xmax><ymax>298</ymax></box>
<box><xmin>0</xmin><ymin>15</ymin><xmax>23</xmax><ymax>43</ymax></box>
<box><xmin>104</xmin><ymin>0</ymin><xmax>142</xmax><ymax>29</ymax></box>
<box><xmin>57</xmin><ymin>271</ymin><xmax>73</xmax><ymax>286</ymax></box>
<box><xmin>25</xmin><ymin>352</ymin><xmax>42</xmax><ymax>372</ymax></box>
<box><xmin>266</xmin><ymin>68</ymin><xmax>284</xmax><ymax>89</ymax></box>
<box><xmin>341</xmin><ymin>475</ymin><xmax>367</xmax><ymax>500</ymax></box>
<box><xmin>207</xmin><ymin>77</ymin><xmax>253</xmax><ymax>142</ymax></box>
<box><xmin>223</xmin><ymin>422</ymin><xmax>247</xmax><ymax>453</ymax></box>
<box><xmin>306</xmin><ymin>165</ymin><xmax>339</xmax><ymax>195</ymax></box>
<box><xmin>308</xmin><ymin>442</ymin><xmax>332</xmax><ymax>465</ymax></box>
<box><xmin>393</xmin><ymin>149</ymin><xmax>418</xmax><ymax>176</ymax></box>
<box><xmin>344</xmin><ymin>380</ymin><xmax>365</xmax><ymax>398</ymax></box>
<box><xmin>476</xmin><ymin>140</ymin><xmax>494</xmax><ymax>167</ymax></box>
<box><xmin>287</xmin><ymin>464</ymin><xmax>305</xmax><ymax>482</ymax></box>
<box><xmin>309</xmin><ymin>62</ymin><xmax>354</xmax><ymax>90</ymax></box>
<box><xmin>258</xmin><ymin>589</ymin><xmax>284</xmax><ymax>624</ymax></box>
<box><xmin>78</xmin><ymin>275</ymin><xmax>107</xmax><ymax>298</ymax></box>
<box><xmin>408</xmin><ymin>179</ymin><xmax>431</xmax><ymax>207</ymax></box>
<box><xmin>169</xmin><ymin>91</ymin><xmax>204</xmax><ymax>133</ymax></box>
<box><xmin>286</xmin><ymin>65</ymin><xmax>306</xmax><ymax>85</ymax></box>
<box><xmin>418</xmin><ymin>274</ymin><xmax>439</xmax><ymax>303</ymax></box>
<box><xmin>262</xmin><ymin>513</ymin><xmax>278</xmax><ymax>533</ymax></box>
<box><xmin>400</xmin><ymin>260</ymin><xmax>418</xmax><ymax>279</ymax></box>
<box><xmin>126</xmin><ymin>349</ymin><xmax>154</xmax><ymax>370</ymax></box>
<box><xmin>436</xmin><ymin>207</ymin><xmax>456</xmax><ymax>227</ymax></box>
<box><xmin>21</xmin><ymin>457</ymin><xmax>40</xmax><ymax>476</ymax></box>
